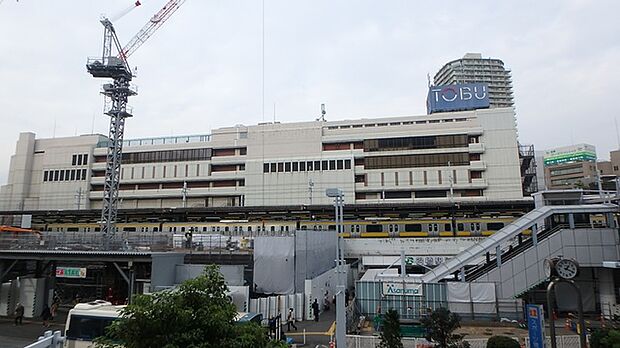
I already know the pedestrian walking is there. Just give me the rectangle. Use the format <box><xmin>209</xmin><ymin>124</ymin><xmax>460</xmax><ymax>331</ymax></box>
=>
<box><xmin>14</xmin><ymin>302</ymin><xmax>24</xmax><ymax>326</ymax></box>
<box><xmin>41</xmin><ymin>305</ymin><xmax>52</xmax><ymax>327</ymax></box>
<box><xmin>286</xmin><ymin>307</ymin><xmax>298</xmax><ymax>331</ymax></box>
<box><xmin>50</xmin><ymin>301</ymin><xmax>59</xmax><ymax>321</ymax></box>
<box><xmin>312</xmin><ymin>298</ymin><xmax>320</xmax><ymax>322</ymax></box>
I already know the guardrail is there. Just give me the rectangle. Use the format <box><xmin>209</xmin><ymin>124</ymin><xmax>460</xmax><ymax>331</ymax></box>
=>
<box><xmin>24</xmin><ymin>331</ymin><xmax>64</xmax><ymax>348</ymax></box>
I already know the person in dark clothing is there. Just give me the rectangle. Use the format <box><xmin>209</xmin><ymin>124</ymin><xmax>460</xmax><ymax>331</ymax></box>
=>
<box><xmin>41</xmin><ymin>305</ymin><xmax>52</xmax><ymax>327</ymax></box>
<box><xmin>312</xmin><ymin>299</ymin><xmax>320</xmax><ymax>322</ymax></box>
<box><xmin>14</xmin><ymin>303</ymin><xmax>24</xmax><ymax>326</ymax></box>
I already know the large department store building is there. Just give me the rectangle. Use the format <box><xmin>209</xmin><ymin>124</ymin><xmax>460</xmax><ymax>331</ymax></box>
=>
<box><xmin>0</xmin><ymin>107</ymin><xmax>526</xmax><ymax>211</ymax></box>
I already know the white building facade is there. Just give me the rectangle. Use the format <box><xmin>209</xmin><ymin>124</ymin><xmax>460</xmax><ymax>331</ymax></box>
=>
<box><xmin>0</xmin><ymin>107</ymin><xmax>525</xmax><ymax>211</ymax></box>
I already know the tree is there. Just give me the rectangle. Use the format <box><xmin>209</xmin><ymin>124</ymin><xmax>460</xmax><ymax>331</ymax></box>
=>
<box><xmin>591</xmin><ymin>328</ymin><xmax>620</xmax><ymax>348</ymax></box>
<box><xmin>420</xmin><ymin>307</ymin><xmax>468</xmax><ymax>348</ymax></box>
<box><xmin>95</xmin><ymin>265</ymin><xmax>286</xmax><ymax>348</ymax></box>
<box><xmin>378</xmin><ymin>309</ymin><xmax>403</xmax><ymax>348</ymax></box>
<box><xmin>486</xmin><ymin>336</ymin><xmax>519</xmax><ymax>348</ymax></box>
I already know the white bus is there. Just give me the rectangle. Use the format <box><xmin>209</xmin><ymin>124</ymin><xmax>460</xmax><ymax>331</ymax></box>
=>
<box><xmin>64</xmin><ymin>300</ymin><xmax>124</xmax><ymax>348</ymax></box>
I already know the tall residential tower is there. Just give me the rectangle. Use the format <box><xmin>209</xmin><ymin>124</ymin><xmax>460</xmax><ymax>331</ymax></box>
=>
<box><xmin>434</xmin><ymin>53</ymin><xmax>514</xmax><ymax>108</ymax></box>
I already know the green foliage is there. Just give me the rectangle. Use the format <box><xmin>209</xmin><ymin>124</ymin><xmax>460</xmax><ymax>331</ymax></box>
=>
<box><xmin>591</xmin><ymin>328</ymin><xmax>620</xmax><ymax>348</ymax></box>
<box><xmin>486</xmin><ymin>335</ymin><xmax>519</xmax><ymax>348</ymax></box>
<box><xmin>95</xmin><ymin>265</ymin><xmax>286</xmax><ymax>348</ymax></box>
<box><xmin>378</xmin><ymin>309</ymin><xmax>403</xmax><ymax>348</ymax></box>
<box><xmin>420</xmin><ymin>307</ymin><xmax>467</xmax><ymax>348</ymax></box>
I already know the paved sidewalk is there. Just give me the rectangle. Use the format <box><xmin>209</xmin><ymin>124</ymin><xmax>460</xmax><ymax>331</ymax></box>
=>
<box><xmin>0</xmin><ymin>316</ymin><xmax>65</xmax><ymax>348</ymax></box>
<box><xmin>285</xmin><ymin>309</ymin><xmax>336</xmax><ymax>346</ymax></box>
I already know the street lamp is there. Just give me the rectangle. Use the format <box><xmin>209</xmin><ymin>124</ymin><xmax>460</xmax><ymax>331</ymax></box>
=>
<box><xmin>325</xmin><ymin>188</ymin><xmax>346</xmax><ymax>347</ymax></box>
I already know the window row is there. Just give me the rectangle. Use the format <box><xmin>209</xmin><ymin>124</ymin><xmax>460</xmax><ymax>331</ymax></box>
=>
<box><xmin>364</xmin><ymin>135</ymin><xmax>469</xmax><ymax>152</ymax></box>
<box><xmin>95</xmin><ymin>148</ymin><xmax>213</xmax><ymax>165</ymax></box>
<box><xmin>263</xmin><ymin>159</ymin><xmax>352</xmax><ymax>173</ymax></box>
<box><xmin>90</xmin><ymin>179</ymin><xmax>245</xmax><ymax>191</ymax></box>
<box><xmin>71</xmin><ymin>153</ymin><xmax>89</xmax><ymax>166</ymax></box>
<box><xmin>43</xmin><ymin>169</ymin><xmax>88</xmax><ymax>182</ymax></box>
<box><xmin>364</xmin><ymin>153</ymin><xmax>469</xmax><ymax>170</ymax></box>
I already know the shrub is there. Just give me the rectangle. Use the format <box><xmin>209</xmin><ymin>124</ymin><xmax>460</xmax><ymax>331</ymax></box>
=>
<box><xmin>486</xmin><ymin>335</ymin><xmax>520</xmax><ymax>348</ymax></box>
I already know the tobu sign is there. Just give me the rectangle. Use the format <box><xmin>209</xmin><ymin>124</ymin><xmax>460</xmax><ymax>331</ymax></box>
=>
<box><xmin>427</xmin><ymin>83</ymin><xmax>489</xmax><ymax>114</ymax></box>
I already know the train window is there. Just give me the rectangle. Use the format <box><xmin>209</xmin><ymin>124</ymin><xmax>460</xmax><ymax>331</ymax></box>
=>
<box><xmin>95</xmin><ymin>227</ymin><xmax>100</xmax><ymax>232</ymax></box>
<box><xmin>224</xmin><ymin>227</ymin><xmax>230</xmax><ymax>232</ymax></box>
<box><xmin>270</xmin><ymin>226</ymin><xmax>275</xmax><ymax>232</ymax></box>
<box><xmin>202</xmin><ymin>227</ymin><xmax>207</xmax><ymax>232</ymax></box>
<box><xmin>248</xmin><ymin>226</ymin><xmax>252</xmax><ymax>232</ymax></box>
<box><xmin>394</xmin><ymin>224</ymin><xmax>399</xmax><ymax>232</ymax></box>
<box><xmin>350</xmin><ymin>225</ymin><xmax>355</xmax><ymax>232</ymax></box>
<box><xmin>476</xmin><ymin>223</ymin><xmax>481</xmax><ymax>230</ymax></box>
<box><xmin>356</xmin><ymin>225</ymin><xmax>360</xmax><ymax>233</ymax></box>
<box><xmin>301</xmin><ymin>225</ymin><xmax>307</xmax><ymax>230</ymax></box>
<box><xmin>234</xmin><ymin>226</ymin><xmax>239</xmax><ymax>232</ymax></box>
<box><xmin>444</xmin><ymin>224</ymin><xmax>451</xmax><ymax>232</ymax></box>
<box><xmin>404</xmin><ymin>224</ymin><xmax>422</xmax><ymax>232</ymax></box>
<box><xmin>181</xmin><ymin>227</ymin><xmax>186</xmax><ymax>232</ymax></box>
<box><xmin>328</xmin><ymin>225</ymin><xmax>336</xmax><ymax>231</ymax></box>
<box><xmin>215</xmin><ymin>226</ymin><xmax>220</xmax><ymax>232</ymax></box>
<box><xmin>285</xmin><ymin>226</ymin><xmax>289</xmax><ymax>232</ymax></box>
<box><xmin>67</xmin><ymin>227</ymin><xmax>79</xmax><ymax>232</ymax></box>
<box><xmin>457</xmin><ymin>223</ymin><xmax>464</xmax><ymax>231</ymax></box>
<box><xmin>434</xmin><ymin>224</ymin><xmax>439</xmax><ymax>232</ymax></box>
<box><xmin>470</xmin><ymin>223</ymin><xmax>475</xmax><ymax>231</ymax></box>
<box><xmin>487</xmin><ymin>223</ymin><xmax>505</xmax><ymax>231</ymax></box>
<box><xmin>154</xmin><ymin>227</ymin><xmax>159</xmax><ymax>232</ymax></box>
<box><xmin>366</xmin><ymin>224</ymin><xmax>383</xmax><ymax>233</ymax></box>
<box><xmin>388</xmin><ymin>225</ymin><xmax>393</xmax><ymax>232</ymax></box>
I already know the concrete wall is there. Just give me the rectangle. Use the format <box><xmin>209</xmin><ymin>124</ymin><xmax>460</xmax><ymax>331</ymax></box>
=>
<box><xmin>150</xmin><ymin>253</ymin><xmax>186</xmax><ymax>291</ymax></box>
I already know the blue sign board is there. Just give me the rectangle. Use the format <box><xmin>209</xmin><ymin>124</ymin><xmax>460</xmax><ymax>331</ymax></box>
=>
<box><xmin>527</xmin><ymin>304</ymin><xmax>546</xmax><ymax>348</ymax></box>
<box><xmin>427</xmin><ymin>83</ymin><xmax>490</xmax><ymax>114</ymax></box>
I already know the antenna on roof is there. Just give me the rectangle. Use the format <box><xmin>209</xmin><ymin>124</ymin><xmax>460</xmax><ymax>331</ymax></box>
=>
<box><xmin>317</xmin><ymin>103</ymin><xmax>327</xmax><ymax>122</ymax></box>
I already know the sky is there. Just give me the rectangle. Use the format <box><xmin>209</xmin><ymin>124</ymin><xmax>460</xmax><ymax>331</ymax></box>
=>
<box><xmin>0</xmin><ymin>0</ymin><xmax>619</xmax><ymax>184</ymax></box>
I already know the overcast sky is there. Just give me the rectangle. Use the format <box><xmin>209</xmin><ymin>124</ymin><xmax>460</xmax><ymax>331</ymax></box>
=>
<box><xmin>1</xmin><ymin>0</ymin><xmax>619</xmax><ymax>184</ymax></box>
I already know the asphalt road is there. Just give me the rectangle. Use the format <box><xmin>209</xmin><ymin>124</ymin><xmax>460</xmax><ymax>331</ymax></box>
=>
<box><xmin>0</xmin><ymin>317</ymin><xmax>64</xmax><ymax>348</ymax></box>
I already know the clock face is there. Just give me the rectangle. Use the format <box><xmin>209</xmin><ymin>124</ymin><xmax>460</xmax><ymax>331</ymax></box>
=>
<box><xmin>555</xmin><ymin>259</ymin><xmax>578</xmax><ymax>279</ymax></box>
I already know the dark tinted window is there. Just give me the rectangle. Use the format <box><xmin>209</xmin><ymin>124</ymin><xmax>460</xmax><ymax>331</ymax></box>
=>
<box><xmin>487</xmin><ymin>223</ymin><xmax>505</xmax><ymax>231</ymax></box>
<box><xmin>404</xmin><ymin>224</ymin><xmax>421</xmax><ymax>232</ymax></box>
<box><xmin>263</xmin><ymin>163</ymin><xmax>269</xmax><ymax>173</ymax></box>
<box><xmin>445</xmin><ymin>223</ymin><xmax>452</xmax><ymax>232</ymax></box>
<box><xmin>366</xmin><ymin>224</ymin><xmax>383</xmax><ymax>232</ymax></box>
<box><xmin>66</xmin><ymin>315</ymin><xmax>116</xmax><ymax>341</ymax></box>
<box><xmin>344</xmin><ymin>159</ymin><xmax>351</xmax><ymax>169</ymax></box>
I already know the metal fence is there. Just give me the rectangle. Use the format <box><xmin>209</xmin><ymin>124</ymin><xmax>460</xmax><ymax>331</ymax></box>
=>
<box><xmin>346</xmin><ymin>335</ymin><xmax>583</xmax><ymax>348</ymax></box>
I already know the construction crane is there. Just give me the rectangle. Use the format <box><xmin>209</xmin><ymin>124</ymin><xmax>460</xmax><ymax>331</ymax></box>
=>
<box><xmin>86</xmin><ymin>0</ymin><xmax>186</xmax><ymax>248</ymax></box>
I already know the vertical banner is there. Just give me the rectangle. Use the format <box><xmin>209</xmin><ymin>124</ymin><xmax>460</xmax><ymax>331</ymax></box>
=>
<box><xmin>526</xmin><ymin>304</ymin><xmax>546</xmax><ymax>348</ymax></box>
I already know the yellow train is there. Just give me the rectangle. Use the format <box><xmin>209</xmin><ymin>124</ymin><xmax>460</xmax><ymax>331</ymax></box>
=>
<box><xmin>41</xmin><ymin>216</ymin><xmax>534</xmax><ymax>238</ymax></box>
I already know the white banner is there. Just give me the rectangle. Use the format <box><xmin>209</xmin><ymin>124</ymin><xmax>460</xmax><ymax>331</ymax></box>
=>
<box><xmin>381</xmin><ymin>281</ymin><xmax>423</xmax><ymax>296</ymax></box>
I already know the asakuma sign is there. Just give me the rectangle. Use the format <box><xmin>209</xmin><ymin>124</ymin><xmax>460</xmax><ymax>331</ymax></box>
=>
<box><xmin>427</xmin><ymin>83</ymin><xmax>489</xmax><ymax>114</ymax></box>
<box><xmin>382</xmin><ymin>281</ymin><xmax>423</xmax><ymax>296</ymax></box>
<box><xmin>56</xmin><ymin>267</ymin><xmax>87</xmax><ymax>279</ymax></box>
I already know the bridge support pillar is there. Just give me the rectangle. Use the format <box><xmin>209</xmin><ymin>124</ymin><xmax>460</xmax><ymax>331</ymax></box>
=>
<box><xmin>598</xmin><ymin>268</ymin><xmax>616</xmax><ymax>319</ymax></box>
<box><xmin>532</xmin><ymin>224</ymin><xmax>538</xmax><ymax>246</ymax></box>
<box><xmin>568</xmin><ymin>213</ymin><xmax>575</xmax><ymax>229</ymax></box>
<box><xmin>495</xmin><ymin>245</ymin><xmax>502</xmax><ymax>267</ymax></box>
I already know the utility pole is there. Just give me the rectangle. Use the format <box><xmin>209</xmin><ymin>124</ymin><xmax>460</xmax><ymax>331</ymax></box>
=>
<box><xmin>595</xmin><ymin>161</ymin><xmax>604</xmax><ymax>199</ymax></box>
<box><xmin>75</xmin><ymin>187</ymin><xmax>84</xmax><ymax>210</ymax></box>
<box><xmin>182</xmin><ymin>181</ymin><xmax>188</xmax><ymax>208</ymax></box>
<box><xmin>326</xmin><ymin>188</ymin><xmax>345</xmax><ymax>347</ymax></box>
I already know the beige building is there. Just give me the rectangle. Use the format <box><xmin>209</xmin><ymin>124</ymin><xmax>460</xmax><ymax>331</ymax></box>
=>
<box><xmin>0</xmin><ymin>107</ymin><xmax>526</xmax><ymax>211</ymax></box>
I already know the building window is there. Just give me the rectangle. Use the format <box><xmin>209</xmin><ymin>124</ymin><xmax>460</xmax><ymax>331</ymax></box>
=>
<box><xmin>381</xmin><ymin>172</ymin><xmax>385</xmax><ymax>186</ymax></box>
<box><xmin>307</xmin><ymin>161</ymin><xmax>313</xmax><ymax>171</ymax></box>
<box><xmin>395</xmin><ymin>172</ymin><xmax>399</xmax><ymax>186</ymax></box>
<box><xmin>60</xmin><ymin>170</ymin><xmax>65</xmax><ymax>181</ymax></box>
<box><xmin>438</xmin><ymin>170</ymin><xmax>442</xmax><ymax>184</ymax></box>
<box><xmin>471</xmin><ymin>171</ymin><xmax>482</xmax><ymax>179</ymax></box>
<box><xmin>81</xmin><ymin>169</ymin><xmax>87</xmax><ymax>180</ymax></box>
<box><xmin>344</xmin><ymin>159</ymin><xmax>351</xmax><ymax>169</ymax></box>
<box><xmin>364</xmin><ymin>134</ymin><xmax>468</xmax><ymax>152</ymax></box>
<box><xmin>83</xmin><ymin>154</ymin><xmax>88</xmax><ymax>165</ymax></box>
<box><xmin>322</xmin><ymin>160</ymin><xmax>328</xmax><ymax>170</ymax></box>
<box><xmin>72</xmin><ymin>155</ymin><xmax>77</xmax><ymax>166</ymax></box>
<box><xmin>271</xmin><ymin>163</ymin><xmax>277</xmax><ymax>172</ymax></box>
<box><xmin>337</xmin><ymin>160</ymin><xmax>344</xmax><ymax>170</ymax></box>
<box><xmin>70</xmin><ymin>170</ymin><xmax>76</xmax><ymax>181</ymax></box>
<box><xmin>43</xmin><ymin>171</ymin><xmax>48</xmax><ymax>182</ymax></box>
<box><xmin>315</xmin><ymin>161</ymin><xmax>321</xmax><ymax>170</ymax></box>
<box><xmin>278</xmin><ymin>163</ymin><xmax>284</xmax><ymax>172</ymax></box>
<box><xmin>285</xmin><ymin>162</ymin><xmax>291</xmax><ymax>172</ymax></box>
<box><xmin>364</xmin><ymin>153</ymin><xmax>469</xmax><ymax>170</ymax></box>
<box><xmin>300</xmin><ymin>161</ymin><xmax>306</xmax><ymax>171</ymax></box>
<box><xmin>292</xmin><ymin>162</ymin><xmax>299</xmax><ymax>172</ymax></box>
<box><xmin>329</xmin><ymin>160</ymin><xmax>336</xmax><ymax>170</ymax></box>
<box><xmin>264</xmin><ymin>163</ymin><xmax>270</xmax><ymax>173</ymax></box>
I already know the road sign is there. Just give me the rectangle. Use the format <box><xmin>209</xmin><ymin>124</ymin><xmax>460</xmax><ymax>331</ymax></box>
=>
<box><xmin>56</xmin><ymin>267</ymin><xmax>87</xmax><ymax>279</ymax></box>
<box><xmin>527</xmin><ymin>304</ymin><xmax>546</xmax><ymax>348</ymax></box>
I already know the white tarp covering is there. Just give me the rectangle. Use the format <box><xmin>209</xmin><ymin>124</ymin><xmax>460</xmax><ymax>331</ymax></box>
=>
<box><xmin>447</xmin><ymin>282</ymin><xmax>496</xmax><ymax>315</ymax></box>
<box><xmin>254</xmin><ymin>237</ymin><xmax>295</xmax><ymax>294</ymax></box>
